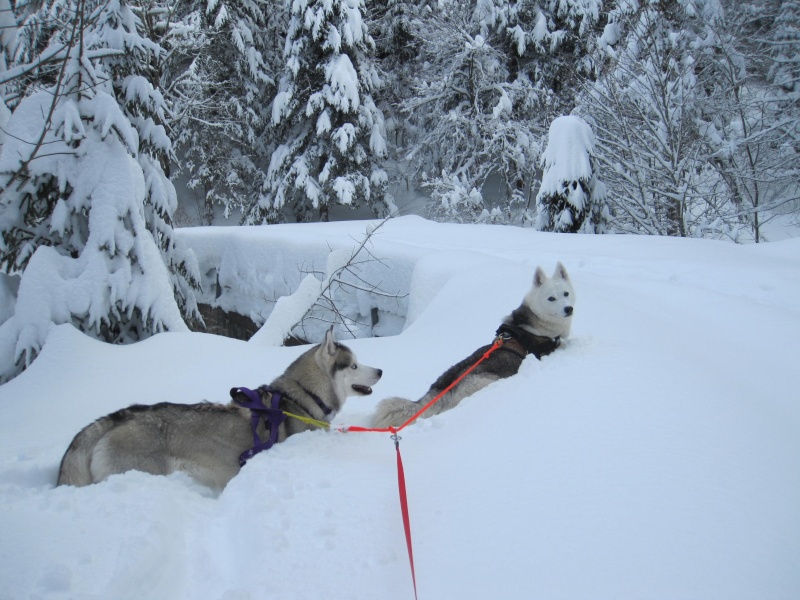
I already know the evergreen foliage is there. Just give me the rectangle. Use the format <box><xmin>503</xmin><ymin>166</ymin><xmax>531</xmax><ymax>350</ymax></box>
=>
<box><xmin>535</xmin><ymin>115</ymin><xmax>606</xmax><ymax>233</ymax></box>
<box><xmin>4</xmin><ymin>0</ymin><xmax>793</xmax><ymax>238</ymax></box>
<box><xmin>266</xmin><ymin>0</ymin><xmax>389</xmax><ymax>222</ymax></box>
<box><xmin>170</xmin><ymin>0</ymin><xmax>281</xmax><ymax>225</ymax></box>
<box><xmin>0</xmin><ymin>0</ymin><xmax>195</xmax><ymax>380</ymax></box>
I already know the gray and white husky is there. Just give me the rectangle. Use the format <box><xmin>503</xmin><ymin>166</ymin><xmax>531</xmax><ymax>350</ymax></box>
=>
<box><xmin>371</xmin><ymin>262</ymin><xmax>575</xmax><ymax>429</ymax></box>
<box><xmin>57</xmin><ymin>329</ymin><xmax>382</xmax><ymax>489</ymax></box>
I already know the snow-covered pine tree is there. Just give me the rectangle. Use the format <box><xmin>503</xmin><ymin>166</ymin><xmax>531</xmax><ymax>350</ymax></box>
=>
<box><xmin>170</xmin><ymin>0</ymin><xmax>282</xmax><ymax>225</ymax></box>
<box><xmin>503</xmin><ymin>0</ymin><xmax>605</xmax><ymax>114</ymax></box>
<box><xmin>368</xmin><ymin>0</ymin><xmax>421</xmax><ymax>199</ymax></box>
<box><xmin>0</xmin><ymin>0</ymin><xmax>16</xmax><ymax>93</ymax></box>
<box><xmin>400</xmin><ymin>0</ymin><xmax>532</xmax><ymax>222</ymax></box>
<box><xmin>5</xmin><ymin>0</ymin><xmax>201</xmax><ymax>313</ymax></box>
<box><xmin>267</xmin><ymin>0</ymin><xmax>390</xmax><ymax>222</ymax></box>
<box><xmin>770</xmin><ymin>0</ymin><xmax>800</xmax><ymax>103</ymax></box>
<box><xmin>88</xmin><ymin>0</ymin><xmax>201</xmax><ymax>320</ymax></box>
<box><xmin>370</xmin><ymin>0</ymin><xmax>419</xmax><ymax>121</ymax></box>
<box><xmin>535</xmin><ymin>115</ymin><xmax>606</xmax><ymax>233</ymax></box>
<box><xmin>0</xmin><ymin>0</ymin><xmax>189</xmax><ymax>381</ymax></box>
<box><xmin>0</xmin><ymin>0</ymin><xmax>15</xmax><ymax>138</ymax></box>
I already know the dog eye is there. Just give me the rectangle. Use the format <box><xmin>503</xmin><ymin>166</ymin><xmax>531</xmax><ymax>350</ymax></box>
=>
<box><xmin>548</xmin><ymin>296</ymin><xmax>556</xmax><ymax>302</ymax></box>
<box><xmin>351</xmin><ymin>364</ymin><xmax>358</xmax><ymax>370</ymax></box>
<box><xmin>563</xmin><ymin>292</ymin><xmax>569</xmax><ymax>297</ymax></box>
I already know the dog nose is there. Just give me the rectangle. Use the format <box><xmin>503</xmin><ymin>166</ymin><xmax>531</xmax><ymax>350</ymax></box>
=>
<box><xmin>376</xmin><ymin>369</ymin><xmax>383</xmax><ymax>377</ymax></box>
<box><xmin>564</xmin><ymin>306</ymin><xmax>573</xmax><ymax>316</ymax></box>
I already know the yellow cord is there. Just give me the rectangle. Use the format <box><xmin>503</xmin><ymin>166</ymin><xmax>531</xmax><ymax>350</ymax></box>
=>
<box><xmin>281</xmin><ymin>411</ymin><xmax>330</xmax><ymax>430</ymax></box>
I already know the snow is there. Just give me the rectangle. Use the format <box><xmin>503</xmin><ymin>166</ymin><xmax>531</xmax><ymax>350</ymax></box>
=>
<box><xmin>0</xmin><ymin>93</ymin><xmax>189</xmax><ymax>379</ymax></box>
<box><xmin>1</xmin><ymin>216</ymin><xmax>799</xmax><ymax>599</ymax></box>
<box><xmin>333</xmin><ymin>122</ymin><xmax>356</xmax><ymax>153</ymax></box>
<box><xmin>249</xmin><ymin>247</ymin><xmax>353</xmax><ymax>347</ymax></box>
<box><xmin>492</xmin><ymin>88</ymin><xmax>512</xmax><ymax>118</ymax></box>
<box><xmin>249</xmin><ymin>271</ymin><xmax>323</xmax><ymax>345</ymax></box>
<box><xmin>324</xmin><ymin>53</ymin><xmax>360</xmax><ymax>113</ymax></box>
<box><xmin>537</xmin><ymin>114</ymin><xmax>595</xmax><ymax>200</ymax></box>
<box><xmin>0</xmin><ymin>273</ymin><xmax>18</xmax><ymax>326</ymax></box>
<box><xmin>180</xmin><ymin>220</ymin><xmax>412</xmax><ymax>340</ymax></box>
<box><xmin>333</xmin><ymin>175</ymin><xmax>357</xmax><ymax>205</ymax></box>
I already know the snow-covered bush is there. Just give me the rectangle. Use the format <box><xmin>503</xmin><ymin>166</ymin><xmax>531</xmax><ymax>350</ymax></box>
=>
<box><xmin>535</xmin><ymin>115</ymin><xmax>606</xmax><ymax>233</ymax></box>
<box><xmin>423</xmin><ymin>173</ymin><xmax>487</xmax><ymax>224</ymax></box>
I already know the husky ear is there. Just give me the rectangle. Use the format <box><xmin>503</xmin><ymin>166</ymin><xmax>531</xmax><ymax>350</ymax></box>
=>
<box><xmin>533</xmin><ymin>266</ymin><xmax>548</xmax><ymax>287</ymax></box>
<box><xmin>322</xmin><ymin>326</ymin><xmax>337</xmax><ymax>356</ymax></box>
<box><xmin>554</xmin><ymin>261</ymin><xmax>570</xmax><ymax>281</ymax></box>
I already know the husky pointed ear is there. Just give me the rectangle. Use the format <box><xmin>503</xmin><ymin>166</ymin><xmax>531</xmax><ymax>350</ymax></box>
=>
<box><xmin>323</xmin><ymin>326</ymin><xmax>337</xmax><ymax>356</ymax></box>
<box><xmin>533</xmin><ymin>266</ymin><xmax>548</xmax><ymax>287</ymax></box>
<box><xmin>554</xmin><ymin>261</ymin><xmax>570</xmax><ymax>281</ymax></box>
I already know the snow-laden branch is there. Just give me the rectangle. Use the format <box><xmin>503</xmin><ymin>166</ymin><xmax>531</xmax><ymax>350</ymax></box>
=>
<box><xmin>251</xmin><ymin>215</ymin><xmax>405</xmax><ymax>345</ymax></box>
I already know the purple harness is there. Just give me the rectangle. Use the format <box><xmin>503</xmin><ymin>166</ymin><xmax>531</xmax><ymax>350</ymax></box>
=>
<box><xmin>230</xmin><ymin>386</ymin><xmax>286</xmax><ymax>467</ymax></box>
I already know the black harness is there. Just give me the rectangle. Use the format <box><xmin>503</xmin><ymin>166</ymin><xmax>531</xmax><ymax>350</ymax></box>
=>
<box><xmin>495</xmin><ymin>323</ymin><xmax>561</xmax><ymax>359</ymax></box>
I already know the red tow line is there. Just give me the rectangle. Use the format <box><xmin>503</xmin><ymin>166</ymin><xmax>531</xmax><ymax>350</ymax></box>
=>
<box><xmin>391</xmin><ymin>429</ymin><xmax>417</xmax><ymax>600</ymax></box>
<box><xmin>341</xmin><ymin>338</ymin><xmax>505</xmax><ymax>599</ymax></box>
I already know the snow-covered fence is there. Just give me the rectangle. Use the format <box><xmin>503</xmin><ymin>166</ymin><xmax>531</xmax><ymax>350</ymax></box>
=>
<box><xmin>176</xmin><ymin>222</ymin><xmax>412</xmax><ymax>344</ymax></box>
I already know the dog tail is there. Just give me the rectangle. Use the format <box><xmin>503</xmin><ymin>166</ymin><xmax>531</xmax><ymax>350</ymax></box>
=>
<box><xmin>370</xmin><ymin>397</ymin><xmax>424</xmax><ymax>429</ymax></box>
<box><xmin>57</xmin><ymin>417</ymin><xmax>115</xmax><ymax>487</ymax></box>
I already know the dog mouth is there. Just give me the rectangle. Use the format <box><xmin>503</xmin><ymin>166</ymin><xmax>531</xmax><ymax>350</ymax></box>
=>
<box><xmin>351</xmin><ymin>384</ymin><xmax>373</xmax><ymax>395</ymax></box>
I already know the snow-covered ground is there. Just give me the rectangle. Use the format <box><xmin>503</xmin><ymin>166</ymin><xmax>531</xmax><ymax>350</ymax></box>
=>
<box><xmin>1</xmin><ymin>216</ymin><xmax>799</xmax><ymax>600</ymax></box>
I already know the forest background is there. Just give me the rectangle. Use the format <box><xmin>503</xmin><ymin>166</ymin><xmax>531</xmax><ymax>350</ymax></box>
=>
<box><xmin>0</xmin><ymin>0</ymin><xmax>798</xmax><ymax>379</ymax></box>
<box><xmin>2</xmin><ymin>0</ymin><xmax>798</xmax><ymax>235</ymax></box>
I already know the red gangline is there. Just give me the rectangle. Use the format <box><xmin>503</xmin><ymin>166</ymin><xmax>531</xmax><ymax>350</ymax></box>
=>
<box><xmin>341</xmin><ymin>338</ymin><xmax>504</xmax><ymax>434</ymax></box>
<box><xmin>339</xmin><ymin>337</ymin><xmax>505</xmax><ymax>600</ymax></box>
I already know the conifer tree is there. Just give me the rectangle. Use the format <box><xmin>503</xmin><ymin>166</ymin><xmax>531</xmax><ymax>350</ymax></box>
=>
<box><xmin>0</xmin><ymin>0</ymin><xmax>192</xmax><ymax>381</ymax></box>
<box><xmin>267</xmin><ymin>0</ymin><xmax>389</xmax><ymax>222</ymax></box>
<box><xmin>170</xmin><ymin>0</ymin><xmax>281</xmax><ymax>225</ymax></box>
<box><xmin>767</xmin><ymin>0</ymin><xmax>800</xmax><ymax>228</ymax></box>
<box><xmin>368</xmin><ymin>0</ymin><xmax>421</xmax><ymax>200</ymax></box>
<box><xmin>0</xmin><ymin>0</ymin><xmax>16</xmax><ymax>90</ymax></box>
<box><xmin>93</xmin><ymin>0</ymin><xmax>202</xmax><ymax>319</ymax></box>
<box><xmin>535</xmin><ymin>115</ymin><xmax>606</xmax><ymax>233</ymax></box>
<box><xmin>770</xmin><ymin>0</ymin><xmax>800</xmax><ymax>103</ymax></box>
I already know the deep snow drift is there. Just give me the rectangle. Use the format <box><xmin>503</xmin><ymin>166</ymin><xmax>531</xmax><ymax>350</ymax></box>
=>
<box><xmin>1</xmin><ymin>216</ymin><xmax>799</xmax><ymax>600</ymax></box>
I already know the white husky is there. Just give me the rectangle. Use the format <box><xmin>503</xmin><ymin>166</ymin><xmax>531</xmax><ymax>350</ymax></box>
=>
<box><xmin>371</xmin><ymin>262</ymin><xmax>575</xmax><ymax>428</ymax></box>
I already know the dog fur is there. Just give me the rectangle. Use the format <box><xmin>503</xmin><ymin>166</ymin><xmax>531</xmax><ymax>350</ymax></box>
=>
<box><xmin>57</xmin><ymin>329</ymin><xmax>382</xmax><ymax>489</ymax></box>
<box><xmin>371</xmin><ymin>262</ymin><xmax>574</xmax><ymax>428</ymax></box>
